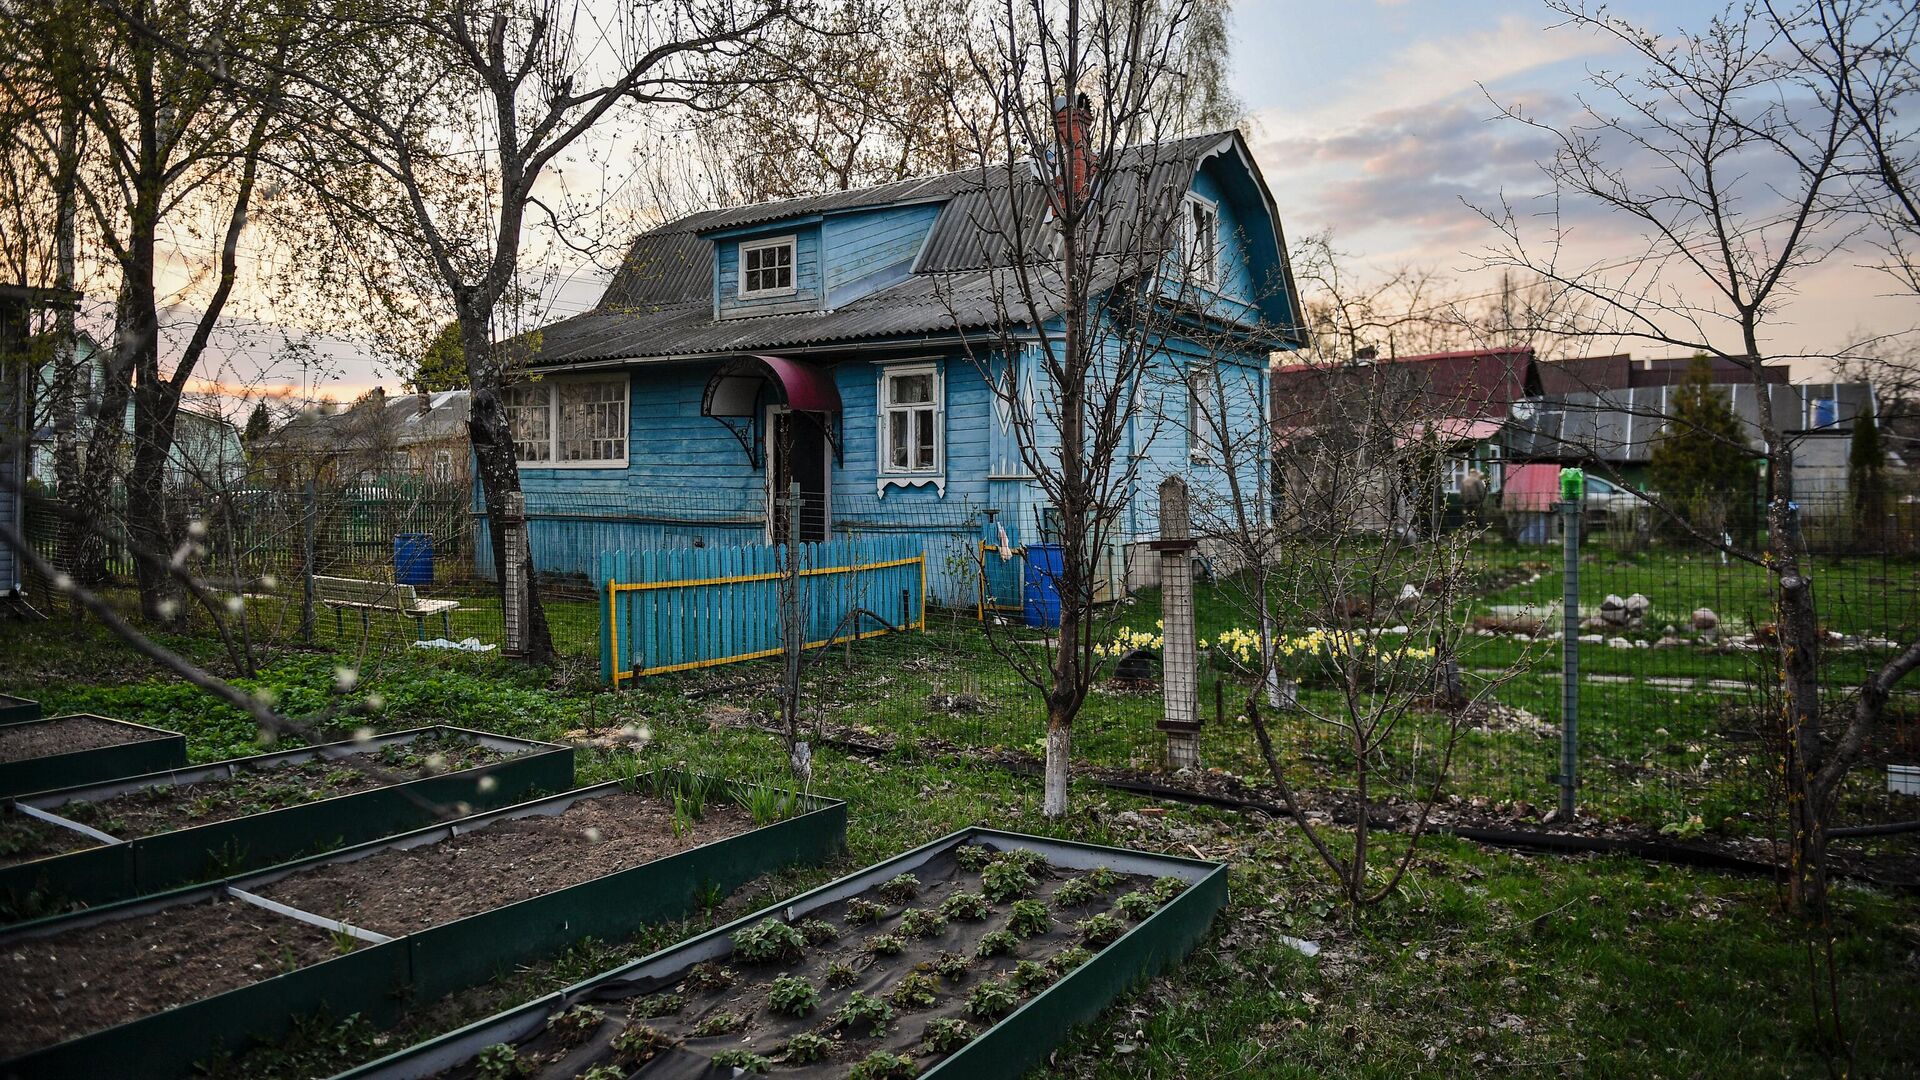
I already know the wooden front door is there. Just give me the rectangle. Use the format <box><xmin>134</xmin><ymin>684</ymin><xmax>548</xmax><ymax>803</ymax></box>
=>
<box><xmin>767</xmin><ymin>406</ymin><xmax>829</xmax><ymax>543</ymax></box>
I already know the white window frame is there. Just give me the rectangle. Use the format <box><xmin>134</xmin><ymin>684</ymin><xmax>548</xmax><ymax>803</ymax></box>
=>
<box><xmin>1188</xmin><ymin>362</ymin><xmax>1223</xmax><ymax>464</ymax></box>
<box><xmin>1181</xmin><ymin>194</ymin><xmax>1220</xmax><ymax>290</ymax></box>
<box><xmin>431</xmin><ymin>449</ymin><xmax>455</xmax><ymax>483</ymax></box>
<box><xmin>738</xmin><ymin>235</ymin><xmax>797</xmax><ymax>298</ymax></box>
<box><xmin>506</xmin><ymin>376</ymin><xmax>630</xmax><ymax>469</ymax></box>
<box><xmin>876</xmin><ymin>361</ymin><xmax>945</xmax><ymax>495</ymax></box>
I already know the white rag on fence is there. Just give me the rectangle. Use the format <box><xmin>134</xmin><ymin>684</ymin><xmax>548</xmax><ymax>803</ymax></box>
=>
<box><xmin>410</xmin><ymin>637</ymin><xmax>496</xmax><ymax>653</ymax></box>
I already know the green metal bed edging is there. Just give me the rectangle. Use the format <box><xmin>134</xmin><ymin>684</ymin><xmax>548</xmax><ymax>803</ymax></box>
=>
<box><xmin>0</xmin><ymin>774</ymin><xmax>847</xmax><ymax>1080</ymax></box>
<box><xmin>332</xmin><ymin>826</ymin><xmax>1229</xmax><ymax>1080</ymax></box>
<box><xmin>0</xmin><ymin>726</ymin><xmax>573</xmax><ymax>922</ymax></box>
<box><xmin>0</xmin><ymin>695</ymin><xmax>41</xmax><ymax>725</ymax></box>
<box><xmin>0</xmin><ymin>713</ymin><xmax>187</xmax><ymax>799</ymax></box>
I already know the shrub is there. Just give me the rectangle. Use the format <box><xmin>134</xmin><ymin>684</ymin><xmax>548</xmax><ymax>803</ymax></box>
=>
<box><xmin>1007</xmin><ymin>959</ymin><xmax>1052</xmax><ymax>993</ymax></box>
<box><xmin>865</xmin><ymin>932</ymin><xmax>906</xmax><ymax>956</ymax></box>
<box><xmin>878</xmin><ymin>873</ymin><xmax>921</xmax><ymax>903</ymax></box>
<box><xmin>975</xmin><ymin>929</ymin><xmax>1018</xmax><ymax>958</ymax></box>
<box><xmin>545</xmin><ymin>1004</ymin><xmax>603</xmax><ymax>1047</ymax></box>
<box><xmin>683</xmin><ymin>962</ymin><xmax>734</xmax><ymax>993</ymax></box>
<box><xmin>732</xmin><ymin>918</ymin><xmax>807</xmax><ymax>964</ymax></box>
<box><xmin>1114</xmin><ymin>891</ymin><xmax>1158</xmax><ymax>921</ymax></box>
<box><xmin>888</xmin><ymin>970</ymin><xmax>939</xmax><ymax>1009</ymax></box>
<box><xmin>690</xmin><ymin>1011</ymin><xmax>743</xmax><ymax>1037</ymax></box>
<box><xmin>920</xmin><ymin>1017</ymin><xmax>975</xmax><ymax>1053</ymax></box>
<box><xmin>939</xmin><ymin>891</ymin><xmax>992</xmax><ymax>921</ymax></box>
<box><xmin>846</xmin><ymin>898</ymin><xmax>889</xmax><ymax>925</ymax></box>
<box><xmin>1009</xmin><ymin>899</ymin><xmax>1051</xmax><ymax>938</ymax></box>
<box><xmin>898</xmin><ymin>907</ymin><xmax>948</xmax><ymax>938</ymax></box>
<box><xmin>784</xmin><ymin>1031</ymin><xmax>832</xmax><ymax>1063</ymax></box>
<box><xmin>797</xmin><ymin>918</ymin><xmax>840</xmax><ymax>945</ymax></box>
<box><xmin>954</xmin><ymin>844</ymin><xmax>994</xmax><ymax>871</ymax></box>
<box><xmin>474</xmin><ymin>1044</ymin><xmax>527</xmax><ymax>1080</ymax></box>
<box><xmin>848</xmin><ymin>1050</ymin><xmax>917</xmax><ymax>1080</ymax></box>
<box><xmin>824</xmin><ymin>961</ymin><xmax>859</xmax><ymax>989</ymax></box>
<box><xmin>630</xmin><ymin>992</ymin><xmax>684</xmax><ymax>1019</ymax></box>
<box><xmin>765</xmin><ymin>974</ymin><xmax>819</xmax><ymax>1017</ymax></box>
<box><xmin>965</xmin><ymin>977</ymin><xmax>1021</xmax><ymax>1019</ymax></box>
<box><xmin>834</xmin><ymin>991</ymin><xmax>896</xmax><ymax>1036</ymax></box>
<box><xmin>1077</xmin><ymin>912</ymin><xmax>1126</xmax><ymax>946</ymax></box>
<box><xmin>1049</xmin><ymin>876</ymin><xmax>1100</xmax><ymax>908</ymax></box>
<box><xmin>981</xmin><ymin>861</ymin><xmax>1036</xmax><ymax>903</ymax></box>
<box><xmin>710</xmin><ymin>1049</ymin><xmax>771</xmax><ymax>1073</ymax></box>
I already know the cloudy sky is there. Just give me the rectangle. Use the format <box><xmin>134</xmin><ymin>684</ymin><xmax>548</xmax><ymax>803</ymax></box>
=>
<box><xmin>209</xmin><ymin>0</ymin><xmax>1914</xmax><ymax>408</ymax></box>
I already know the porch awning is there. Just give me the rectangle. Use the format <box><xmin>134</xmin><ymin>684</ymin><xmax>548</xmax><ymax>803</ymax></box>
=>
<box><xmin>702</xmin><ymin>354</ymin><xmax>842</xmax><ymax>418</ymax></box>
<box><xmin>699</xmin><ymin>354</ymin><xmax>843</xmax><ymax>466</ymax></box>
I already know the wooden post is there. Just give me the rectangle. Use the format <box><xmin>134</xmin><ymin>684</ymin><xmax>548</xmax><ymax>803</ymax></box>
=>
<box><xmin>1155</xmin><ymin>476</ymin><xmax>1200</xmax><ymax>771</ymax></box>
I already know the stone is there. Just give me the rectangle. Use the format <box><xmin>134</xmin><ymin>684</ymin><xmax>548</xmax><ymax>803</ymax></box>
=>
<box><xmin>1606</xmin><ymin>637</ymin><xmax>1633</xmax><ymax>649</ymax></box>
<box><xmin>1625</xmin><ymin>593</ymin><xmax>1651</xmax><ymax>616</ymax></box>
<box><xmin>1691</xmin><ymin>607</ymin><xmax>1719</xmax><ymax>631</ymax></box>
<box><xmin>1399</xmin><ymin>583</ymin><xmax>1422</xmax><ymax>600</ymax></box>
<box><xmin>1579</xmin><ymin>634</ymin><xmax>1604</xmax><ymax>644</ymax></box>
<box><xmin>1599</xmin><ymin>594</ymin><xmax>1633</xmax><ymax>627</ymax></box>
<box><xmin>1655</xmin><ymin>636</ymin><xmax>1684</xmax><ymax>648</ymax></box>
<box><xmin>1633</xmin><ymin>639</ymin><xmax>1649</xmax><ymax>648</ymax></box>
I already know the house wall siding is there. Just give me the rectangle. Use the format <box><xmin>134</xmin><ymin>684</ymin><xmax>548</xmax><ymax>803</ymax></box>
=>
<box><xmin>716</xmin><ymin>229</ymin><xmax>823</xmax><ymax>319</ymax></box>
<box><xmin>823</xmin><ymin>204</ymin><xmax>943</xmax><ymax>306</ymax></box>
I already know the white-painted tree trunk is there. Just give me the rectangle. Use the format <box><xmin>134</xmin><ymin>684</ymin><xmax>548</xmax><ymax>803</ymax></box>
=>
<box><xmin>1043</xmin><ymin>722</ymin><xmax>1071</xmax><ymax>817</ymax></box>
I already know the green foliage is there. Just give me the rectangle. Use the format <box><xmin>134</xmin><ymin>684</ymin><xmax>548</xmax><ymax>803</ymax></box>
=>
<box><xmin>1008</xmin><ymin>959</ymin><xmax>1053</xmax><ymax>993</ymax></box>
<box><xmin>412</xmin><ymin>322</ymin><xmax>468</xmax><ymax>393</ymax></box>
<box><xmin>888</xmin><ymin>970</ymin><xmax>939</xmax><ymax>1009</ymax></box>
<box><xmin>766</xmin><ymin>974</ymin><xmax>819</xmax><ymax>1017</ymax></box>
<box><xmin>709</xmin><ymin>1049</ymin><xmax>771</xmax><ymax>1073</ymax></box>
<box><xmin>965</xmin><ymin>976</ymin><xmax>1022</xmax><ymax>1019</ymax></box>
<box><xmin>545</xmin><ymin>1005</ymin><xmax>603</xmax><ymax>1047</ymax></box>
<box><xmin>1050</xmin><ymin>876</ymin><xmax>1100</xmax><ymax>908</ymax></box>
<box><xmin>1648</xmin><ymin>356</ymin><xmax>1754</xmax><ymax>532</ymax></box>
<box><xmin>579</xmin><ymin>1067</ymin><xmax>625</xmax><ymax>1080</ymax></box>
<box><xmin>1114</xmin><ymin>891</ymin><xmax>1158</xmax><ymax>920</ymax></box>
<box><xmin>1048</xmin><ymin>945</ymin><xmax>1093</xmax><ymax>974</ymax></box>
<box><xmin>797</xmin><ymin>918</ymin><xmax>839</xmax><ymax>944</ymax></box>
<box><xmin>473</xmin><ymin>1043</ymin><xmax>527</xmax><ymax>1080</ymax></box>
<box><xmin>879</xmin><ymin>873</ymin><xmax>921</xmax><ymax>903</ymax></box>
<box><xmin>744</xmin><ymin>783</ymin><xmax>800</xmax><ymax>825</ymax></box>
<box><xmin>243</xmin><ymin>402</ymin><xmax>271</xmax><ymax>444</ymax></box>
<box><xmin>848</xmin><ymin>1050</ymin><xmax>918</xmax><ymax>1080</ymax></box>
<box><xmin>846</xmin><ymin>898</ymin><xmax>889</xmax><ymax>924</ymax></box>
<box><xmin>1009</xmin><ymin>899</ymin><xmax>1051</xmax><ymax>937</ymax></box>
<box><xmin>824</xmin><ymin>961</ymin><xmax>859</xmax><ymax>989</ymax></box>
<box><xmin>1085</xmin><ymin>866</ymin><xmax>1122</xmax><ymax>890</ymax></box>
<box><xmin>931</xmin><ymin>950</ymin><xmax>972</xmax><ymax>979</ymax></box>
<box><xmin>834</xmin><ymin>990</ymin><xmax>896</xmax><ymax>1036</ymax></box>
<box><xmin>981</xmin><ymin>860</ymin><xmax>1036</xmax><ymax>902</ymax></box>
<box><xmin>939</xmin><ymin>890</ymin><xmax>992</xmax><ymax>920</ymax></box>
<box><xmin>683</xmin><ymin>962</ymin><xmax>734</xmax><ymax>993</ymax></box>
<box><xmin>1077</xmin><ymin>912</ymin><xmax>1126</xmax><ymax>946</ymax></box>
<box><xmin>631</xmin><ymin>992</ymin><xmax>684</xmax><ymax>1019</ymax></box>
<box><xmin>690</xmin><ymin>1011</ymin><xmax>743</xmax><ymax>1037</ymax></box>
<box><xmin>732</xmin><ymin>918</ymin><xmax>807</xmax><ymax>964</ymax></box>
<box><xmin>783</xmin><ymin>1031</ymin><xmax>832</xmax><ymax>1063</ymax></box>
<box><xmin>1850</xmin><ymin>404</ymin><xmax>1888</xmax><ymax>531</ymax></box>
<box><xmin>898</xmin><ymin>906</ymin><xmax>949</xmax><ymax>938</ymax></box>
<box><xmin>953</xmin><ymin>844</ymin><xmax>994</xmax><ymax>871</ymax></box>
<box><xmin>866</xmin><ymin>932</ymin><xmax>906</xmax><ymax>956</ymax></box>
<box><xmin>1150</xmin><ymin>875</ymin><xmax>1189</xmax><ymax>903</ymax></box>
<box><xmin>611</xmin><ymin>1023</ymin><xmax>676</xmax><ymax>1063</ymax></box>
<box><xmin>975</xmin><ymin>929</ymin><xmax>1019</xmax><ymax>958</ymax></box>
<box><xmin>920</xmin><ymin>1016</ymin><xmax>975</xmax><ymax>1054</ymax></box>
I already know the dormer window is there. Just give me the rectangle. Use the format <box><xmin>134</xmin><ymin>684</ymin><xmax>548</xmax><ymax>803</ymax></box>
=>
<box><xmin>1181</xmin><ymin>195</ymin><xmax>1219</xmax><ymax>289</ymax></box>
<box><xmin>739</xmin><ymin>236</ymin><xmax>796</xmax><ymax>297</ymax></box>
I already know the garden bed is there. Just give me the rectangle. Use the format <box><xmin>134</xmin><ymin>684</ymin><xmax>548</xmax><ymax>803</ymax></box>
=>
<box><xmin>339</xmin><ymin>828</ymin><xmax>1226</xmax><ymax>1080</ymax></box>
<box><xmin>0</xmin><ymin>727</ymin><xmax>570</xmax><ymax>920</ymax></box>
<box><xmin>0</xmin><ymin>713</ymin><xmax>187</xmax><ymax>799</ymax></box>
<box><xmin>0</xmin><ymin>774</ymin><xmax>846</xmax><ymax>1079</ymax></box>
<box><xmin>0</xmin><ymin>694</ymin><xmax>40</xmax><ymax>725</ymax></box>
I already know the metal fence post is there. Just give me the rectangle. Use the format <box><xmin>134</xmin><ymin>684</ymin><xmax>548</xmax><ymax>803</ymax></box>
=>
<box><xmin>1155</xmin><ymin>476</ymin><xmax>1201</xmax><ymax>771</ymax></box>
<box><xmin>501</xmin><ymin>491</ymin><xmax>527</xmax><ymax>658</ymax></box>
<box><xmin>1556</xmin><ymin>470</ymin><xmax>1583</xmax><ymax>821</ymax></box>
<box><xmin>300</xmin><ymin>478</ymin><xmax>316</xmax><ymax>645</ymax></box>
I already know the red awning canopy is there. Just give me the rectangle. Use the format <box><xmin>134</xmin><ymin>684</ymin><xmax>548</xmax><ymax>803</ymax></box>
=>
<box><xmin>700</xmin><ymin>355</ymin><xmax>843</xmax><ymax>466</ymax></box>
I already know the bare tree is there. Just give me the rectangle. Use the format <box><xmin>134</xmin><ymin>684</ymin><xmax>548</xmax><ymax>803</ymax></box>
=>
<box><xmin>1477</xmin><ymin>0</ymin><xmax>1920</xmax><ymax>918</ymax></box>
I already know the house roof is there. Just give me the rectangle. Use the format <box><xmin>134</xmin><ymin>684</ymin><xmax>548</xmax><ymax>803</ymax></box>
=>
<box><xmin>1271</xmin><ymin>346</ymin><xmax>1542</xmax><ymax>430</ymax></box>
<box><xmin>528</xmin><ymin>129</ymin><xmax>1303</xmax><ymax>369</ymax></box>
<box><xmin>260</xmin><ymin>389</ymin><xmax>469</xmax><ymax>454</ymax></box>
<box><xmin>1535</xmin><ymin>353</ymin><xmax>1789</xmax><ymax>393</ymax></box>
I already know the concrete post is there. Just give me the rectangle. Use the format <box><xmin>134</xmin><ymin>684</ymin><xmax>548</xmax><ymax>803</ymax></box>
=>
<box><xmin>1155</xmin><ymin>476</ymin><xmax>1200</xmax><ymax>771</ymax></box>
<box><xmin>501</xmin><ymin>491</ymin><xmax>528</xmax><ymax>658</ymax></box>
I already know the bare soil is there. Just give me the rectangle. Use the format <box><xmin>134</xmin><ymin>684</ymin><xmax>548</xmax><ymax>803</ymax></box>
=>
<box><xmin>443</xmin><ymin>842</ymin><xmax>1169</xmax><ymax>1079</ymax></box>
<box><xmin>258</xmin><ymin>791</ymin><xmax>752</xmax><ymax>936</ymax></box>
<box><xmin>0</xmin><ymin>715</ymin><xmax>161</xmax><ymax>763</ymax></box>
<box><xmin>52</xmin><ymin>733</ymin><xmax>511</xmax><ymax>843</ymax></box>
<box><xmin>0</xmin><ymin>810</ymin><xmax>102</xmax><ymax>869</ymax></box>
<box><xmin>0</xmin><ymin>897</ymin><xmax>343</xmax><ymax>1058</ymax></box>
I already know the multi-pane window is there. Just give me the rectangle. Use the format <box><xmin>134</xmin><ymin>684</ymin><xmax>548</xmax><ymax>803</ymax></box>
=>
<box><xmin>740</xmin><ymin>236</ymin><xmax>796</xmax><ymax>297</ymax></box>
<box><xmin>880</xmin><ymin>364</ymin><xmax>941</xmax><ymax>476</ymax></box>
<box><xmin>432</xmin><ymin>449</ymin><xmax>455</xmax><ymax>483</ymax></box>
<box><xmin>1181</xmin><ymin>195</ymin><xmax>1219</xmax><ymax>288</ymax></box>
<box><xmin>1188</xmin><ymin>364</ymin><xmax>1223</xmax><ymax>462</ymax></box>
<box><xmin>505</xmin><ymin>377</ymin><xmax>628</xmax><ymax>466</ymax></box>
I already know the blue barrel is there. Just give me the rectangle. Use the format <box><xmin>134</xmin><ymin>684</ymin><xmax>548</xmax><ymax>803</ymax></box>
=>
<box><xmin>394</xmin><ymin>533</ymin><xmax>434</xmax><ymax>585</ymax></box>
<box><xmin>1022</xmin><ymin>543</ymin><xmax>1064</xmax><ymax>628</ymax></box>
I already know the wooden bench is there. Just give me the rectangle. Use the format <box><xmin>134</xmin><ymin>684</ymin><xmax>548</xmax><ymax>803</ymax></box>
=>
<box><xmin>313</xmin><ymin>576</ymin><xmax>461</xmax><ymax>640</ymax></box>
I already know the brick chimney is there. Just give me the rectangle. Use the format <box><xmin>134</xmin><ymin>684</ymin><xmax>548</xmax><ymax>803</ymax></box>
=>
<box><xmin>1052</xmin><ymin>92</ymin><xmax>1094</xmax><ymax>202</ymax></box>
<box><xmin>416</xmin><ymin>390</ymin><xmax>432</xmax><ymax>416</ymax></box>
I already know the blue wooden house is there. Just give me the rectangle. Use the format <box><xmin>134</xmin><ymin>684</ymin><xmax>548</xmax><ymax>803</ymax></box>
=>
<box><xmin>506</xmin><ymin>128</ymin><xmax>1304</xmax><ymax>607</ymax></box>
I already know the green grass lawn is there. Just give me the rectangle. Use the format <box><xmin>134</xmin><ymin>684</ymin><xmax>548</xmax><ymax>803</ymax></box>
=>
<box><xmin>2</xmin><ymin>620</ymin><xmax>1917</xmax><ymax>1078</ymax></box>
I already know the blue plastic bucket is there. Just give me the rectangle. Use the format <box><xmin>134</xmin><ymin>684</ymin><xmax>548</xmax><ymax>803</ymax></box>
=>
<box><xmin>394</xmin><ymin>533</ymin><xmax>434</xmax><ymax>585</ymax></box>
<box><xmin>1022</xmin><ymin>543</ymin><xmax>1064</xmax><ymax>628</ymax></box>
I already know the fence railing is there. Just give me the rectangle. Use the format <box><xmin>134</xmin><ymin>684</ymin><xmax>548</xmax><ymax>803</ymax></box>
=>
<box><xmin>599</xmin><ymin>535</ymin><xmax>927</xmax><ymax>684</ymax></box>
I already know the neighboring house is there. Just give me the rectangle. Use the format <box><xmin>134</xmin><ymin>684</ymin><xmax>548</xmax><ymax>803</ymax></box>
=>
<box><xmin>27</xmin><ymin>332</ymin><xmax>246</xmax><ymax>493</ymax></box>
<box><xmin>0</xmin><ymin>285</ymin><xmax>79</xmax><ymax>595</ymax></box>
<box><xmin>505</xmin><ymin>124</ymin><xmax>1304</xmax><ymax>602</ymax></box>
<box><xmin>254</xmin><ymin>389</ymin><xmax>471</xmax><ymax>489</ymax></box>
<box><xmin>1268</xmin><ymin>346</ymin><xmax>1545</xmax><ymax>531</ymax></box>
<box><xmin>1506</xmin><ymin>355</ymin><xmax>1889</xmax><ymax>503</ymax></box>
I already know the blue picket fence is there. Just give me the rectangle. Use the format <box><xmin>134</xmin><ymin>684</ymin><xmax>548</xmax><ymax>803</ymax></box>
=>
<box><xmin>598</xmin><ymin>535</ymin><xmax>927</xmax><ymax>684</ymax></box>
